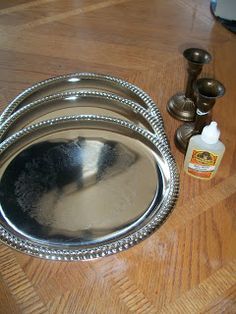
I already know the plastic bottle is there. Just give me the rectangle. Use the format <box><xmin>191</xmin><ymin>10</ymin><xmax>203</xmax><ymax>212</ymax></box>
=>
<box><xmin>184</xmin><ymin>121</ymin><xmax>225</xmax><ymax>179</ymax></box>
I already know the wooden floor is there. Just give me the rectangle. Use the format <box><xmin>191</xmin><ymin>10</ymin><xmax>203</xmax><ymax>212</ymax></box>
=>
<box><xmin>0</xmin><ymin>0</ymin><xmax>235</xmax><ymax>313</ymax></box>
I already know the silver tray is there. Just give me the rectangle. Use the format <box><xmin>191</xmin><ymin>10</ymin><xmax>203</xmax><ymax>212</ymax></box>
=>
<box><xmin>0</xmin><ymin>91</ymin><xmax>167</xmax><ymax>144</ymax></box>
<box><xmin>0</xmin><ymin>72</ymin><xmax>164</xmax><ymax>128</ymax></box>
<box><xmin>0</xmin><ymin>115</ymin><xmax>179</xmax><ymax>260</ymax></box>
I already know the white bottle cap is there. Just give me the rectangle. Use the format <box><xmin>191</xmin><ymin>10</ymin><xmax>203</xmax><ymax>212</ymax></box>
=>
<box><xmin>201</xmin><ymin>121</ymin><xmax>220</xmax><ymax>144</ymax></box>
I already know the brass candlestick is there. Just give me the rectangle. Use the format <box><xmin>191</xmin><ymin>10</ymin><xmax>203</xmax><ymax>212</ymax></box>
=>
<box><xmin>167</xmin><ymin>48</ymin><xmax>212</xmax><ymax>122</ymax></box>
<box><xmin>175</xmin><ymin>78</ymin><xmax>225</xmax><ymax>153</ymax></box>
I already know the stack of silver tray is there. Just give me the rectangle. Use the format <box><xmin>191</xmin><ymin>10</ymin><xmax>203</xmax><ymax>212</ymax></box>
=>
<box><xmin>0</xmin><ymin>72</ymin><xmax>179</xmax><ymax>261</ymax></box>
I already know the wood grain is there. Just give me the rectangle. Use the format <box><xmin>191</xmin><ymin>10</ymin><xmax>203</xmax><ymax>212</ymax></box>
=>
<box><xmin>0</xmin><ymin>0</ymin><xmax>235</xmax><ymax>313</ymax></box>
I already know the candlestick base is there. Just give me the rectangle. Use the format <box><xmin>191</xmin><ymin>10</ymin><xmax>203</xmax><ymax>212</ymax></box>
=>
<box><xmin>174</xmin><ymin>122</ymin><xmax>195</xmax><ymax>153</ymax></box>
<box><xmin>167</xmin><ymin>93</ymin><xmax>195</xmax><ymax>122</ymax></box>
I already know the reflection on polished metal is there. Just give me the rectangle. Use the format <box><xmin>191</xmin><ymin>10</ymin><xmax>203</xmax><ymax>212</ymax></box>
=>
<box><xmin>0</xmin><ymin>91</ymin><xmax>168</xmax><ymax>144</ymax></box>
<box><xmin>0</xmin><ymin>115</ymin><xmax>179</xmax><ymax>260</ymax></box>
<box><xmin>0</xmin><ymin>72</ymin><xmax>164</xmax><ymax>129</ymax></box>
<box><xmin>175</xmin><ymin>78</ymin><xmax>225</xmax><ymax>153</ymax></box>
<box><xmin>174</xmin><ymin>123</ymin><xmax>195</xmax><ymax>153</ymax></box>
<box><xmin>167</xmin><ymin>48</ymin><xmax>212</xmax><ymax>122</ymax></box>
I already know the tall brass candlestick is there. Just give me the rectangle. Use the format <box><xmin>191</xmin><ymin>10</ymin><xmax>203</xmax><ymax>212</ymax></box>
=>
<box><xmin>175</xmin><ymin>78</ymin><xmax>225</xmax><ymax>153</ymax></box>
<box><xmin>167</xmin><ymin>48</ymin><xmax>212</xmax><ymax>122</ymax></box>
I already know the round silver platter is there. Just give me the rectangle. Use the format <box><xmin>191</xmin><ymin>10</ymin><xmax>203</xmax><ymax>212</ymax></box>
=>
<box><xmin>0</xmin><ymin>72</ymin><xmax>164</xmax><ymax>129</ymax></box>
<box><xmin>0</xmin><ymin>91</ymin><xmax>167</xmax><ymax>144</ymax></box>
<box><xmin>0</xmin><ymin>115</ymin><xmax>179</xmax><ymax>260</ymax></box>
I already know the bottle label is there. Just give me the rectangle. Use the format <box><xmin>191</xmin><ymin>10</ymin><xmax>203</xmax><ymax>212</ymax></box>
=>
<box><xmin>188</xmin><ymin>150</ymin><xmax>218</xmax><ymax>179</ymax></box>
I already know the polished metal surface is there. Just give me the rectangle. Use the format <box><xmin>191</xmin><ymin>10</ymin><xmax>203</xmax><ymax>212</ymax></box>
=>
<box><xmin>167</xmin><ymin>48</ymin><xmax>212</xmax><ymax>122</ymax></box>
<box><xmin>183</xmin><ymin>48</ymin><xmax>212</xmax><ymax>65</ymax></box>
<box><xmin>0</xmin><ymin>72</ymin><xmax>164</xmax><ymax>129</ymax></box>
<box><xmin>194</xmin><ymin>77</ymin><xmax>225</xmax><ymax>103</ymax></box>
<box><xmin>175</xmin><ymin>77</ymin><xmax>225</xmax><ymax>153</ymax></box>
<box><xmin>0</xmin><ymin>115</ymin><xmax>179</xmax><ymax>260</ymax></box>
<box><xmin>167</xmin><ymin>93</ymin><xmax>195</xmax><ymax>122</ymax></box>
<box><xmin>0</xmin><ymin>91</ymin><xmax>167</xmax><ymax>144</ymax></box>
<box><xmin>175</xmin><ymin>122</ymin><xmax>195</xmax><ymax>153</ymax></box>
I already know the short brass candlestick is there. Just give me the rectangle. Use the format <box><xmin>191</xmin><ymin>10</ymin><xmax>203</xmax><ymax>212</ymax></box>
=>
<box><xmin>167</xmin><ymin>48</ymin><xmax>212</xmax><ymax>122</ymax></box>
<box><xmin>175</xmin><ymin>78</ymin><xmax>225</xmax><ymax>153</ymax></box>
